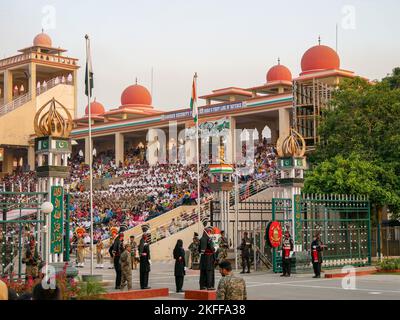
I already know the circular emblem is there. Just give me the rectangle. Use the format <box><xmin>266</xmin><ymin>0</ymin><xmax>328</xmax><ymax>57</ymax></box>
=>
<box><xmin>266</xmin><ymin>221</ymin><xmax>283</xmax><ymax>248</ymax></box>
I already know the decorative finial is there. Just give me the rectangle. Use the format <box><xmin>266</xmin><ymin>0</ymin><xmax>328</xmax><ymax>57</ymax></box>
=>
<box><xmin>278</xmin><ymin>57</ymin><xmax>280</xmax><ymax>65</ymax></box>
<box><xmin>276</xmin><ymin>128</ymin><xmax>306</xmax><ymax>158</ymax></box>
<box><xmin>318</xmin><ymin>35</ymin><xmax>321</xmax><ymax>45</ymax></box>
<box><xmin>41</xmin><ymin>28</ymin><xmax>44</xmax><ymax>33</ymax></box>
<box><xmin>34</xmin><ymin>98</ymin><xmax>73</xmax><ymax>138</ymax></box>
<box><xmin>135</xmin><ymin>77</ymin><xmax>138</xmax><ymax>85</ymax></box>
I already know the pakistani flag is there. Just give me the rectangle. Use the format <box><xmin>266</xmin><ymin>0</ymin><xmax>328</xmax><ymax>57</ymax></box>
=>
<box><xmin>85</xmin><ymin>36</ymin><xmax>94</xmax><ymax>97</ymax></box>
<box><xmin>190</xmin><ymin>73</ymin><xmax>198</xmax><ymax>123</ymax></box>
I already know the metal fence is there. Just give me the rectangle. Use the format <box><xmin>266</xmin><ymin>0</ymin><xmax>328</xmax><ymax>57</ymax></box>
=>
<box><xmin>371</xmin><ymin>226</ymin><xmax>400</xmax><ymax>258</ymax></box>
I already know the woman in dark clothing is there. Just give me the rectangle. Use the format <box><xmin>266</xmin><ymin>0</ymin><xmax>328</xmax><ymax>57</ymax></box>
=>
<box><xmin>173</xmin><ymin>239</ymin><xmax>186</xmax><ymax>293</ymax></box>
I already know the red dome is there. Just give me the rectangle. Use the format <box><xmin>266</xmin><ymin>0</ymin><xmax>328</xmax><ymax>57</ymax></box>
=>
<box><xmin>301</xmin><ymin>45</ymin><xmax>340</xmax><ymax>74</ymax></box>
<box><xmin>85</xmin><ymin>100</ymin><xmax>105</xmax><ymax>115</ymax></box>
<box><xmin>267</xmin><ymin>64</ymin><xmax>292</xmax><ymax>82</ymax></box>
<box><xmin>33</xmin><ymin>32</ymin><xmax>52</xmax><ymax>47</ymax></box>
<box><xmin>121</xmin><ymin>84</ymin><xmax>152</xmax><ymax>106</ymax></box>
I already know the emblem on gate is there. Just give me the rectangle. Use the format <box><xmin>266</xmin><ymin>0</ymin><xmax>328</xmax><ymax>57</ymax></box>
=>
<box><xmin>266</xmin><ymin>221</ymin><xmax>283</xmax><ymax>248</ymax></box>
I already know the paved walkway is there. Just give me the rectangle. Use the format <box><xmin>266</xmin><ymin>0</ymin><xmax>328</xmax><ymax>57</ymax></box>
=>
<box><xmin>76</xmin><ymin>260</ymin><xmax>400</xmax><ymax>300</ymax></box>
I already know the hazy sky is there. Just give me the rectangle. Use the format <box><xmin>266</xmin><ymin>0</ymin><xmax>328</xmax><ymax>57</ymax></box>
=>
<box><xmin>1</xmin><ymin>0</ymin><xmax>399</xmax><ymax>116</ymax></box>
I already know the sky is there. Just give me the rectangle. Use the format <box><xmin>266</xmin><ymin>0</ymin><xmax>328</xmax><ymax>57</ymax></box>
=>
<box><xmin>1</xmin><ymin>0</ymin><xmax>399</xmax><ymax>116</ymax></box>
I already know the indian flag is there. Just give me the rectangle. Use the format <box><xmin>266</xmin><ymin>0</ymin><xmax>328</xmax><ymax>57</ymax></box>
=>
<box><xmin>190</xmin><ymin>73</ymin><xmax>198</xmax><ymax>123</ymax></box>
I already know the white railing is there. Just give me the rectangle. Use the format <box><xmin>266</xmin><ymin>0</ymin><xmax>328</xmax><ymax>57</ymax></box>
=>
<box><xmin>0</xmin><ymin>51</ymin><xmax>78</xmax><ymax>69</ymax></box>
<box><xmin>0</xmin><ymin>92</ymin><xmax>32</xmax><ymax>116</ymax></box>
<box><xmin>36</xmin><ymin>75</ymin><xmax>74</xmax><ymax>96</ymax></box>
<box><xmin>0</xmin><ymin>75</ymin><xmax>74</xmax><ymax>118</ymax></box>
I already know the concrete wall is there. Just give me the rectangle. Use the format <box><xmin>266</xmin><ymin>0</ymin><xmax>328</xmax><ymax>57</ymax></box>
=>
<box><xmin>0</xmin><ymin>84</ymin><xmax>75</xmax><ymax>147</ymax></box>
<box><xmin>0</xmin><ymin>99</ymin><xmax>36</xmax><ymax>146</ymax></box>
<box><xmin>150</xmin><ymin>222</ymin><xmax>202</xmax><ymax>261</ymax></box>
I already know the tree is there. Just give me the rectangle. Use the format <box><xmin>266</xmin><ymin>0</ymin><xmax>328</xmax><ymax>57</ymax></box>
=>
<box><xmin>303</xmin><ymin>154</ymin><xmax>400</xmax><ymax>219</ymax></box>
<box><xmin>383</xmin><ymin>67</ymin><xmax>400</xmax><ymax>89</ymax></box>
<box><xmin>305</xmin><ymin>71</ymin><xmax>400</xmax><ymax>220</ymax></box>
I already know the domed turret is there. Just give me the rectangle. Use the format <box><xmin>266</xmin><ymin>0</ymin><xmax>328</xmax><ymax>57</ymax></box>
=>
<box><xmin>267</xmin><ymin>59</ymin><xmax>292</xmax><ymax>82</ymax></box>
<box><xmin>301</xmin><ymin>42</ymin><xmax>340</xmax><ymax>75</ymax></box>
<box><xmin>33</xmin><ymin>31</ymin><xmax>52</xmax><ymax>47</ymax></box>
<box><xmin>85</xmin><ymin>99</ymin><xmax>105</xmax><ymax>116</ymax></box>
<box><xmin>121</xmin><ymin>84</ymin><xmax>152</xmax><ymax>107</ymax></box>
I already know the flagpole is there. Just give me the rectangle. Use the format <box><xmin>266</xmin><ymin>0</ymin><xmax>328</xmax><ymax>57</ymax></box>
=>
<box><xmin>85</xmin><ymin>34</ymin><xmax>94</xmax><ymax>276</ymax></box>
<box><xmin>194</xmin><ymin>73</ymin><xmax>201</xmax><ymax>235</ymax></box>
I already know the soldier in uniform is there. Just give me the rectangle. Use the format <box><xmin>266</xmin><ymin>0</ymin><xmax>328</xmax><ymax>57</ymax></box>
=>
<box><xmin>281</xmin><ymin>231</ymin><xmax>294</xmax><ymax>277</ymax></box>
<box><xmin>96</xmin><ymin>240</ymin><xmax>104</xmax><ymax>269</ymax></box>
<box><xmin>188</xmin><ymin>236</ymin><xmax>200</xmax><ymax>269</ymax></box>
<box><xmin>311</xmin><ymin>233</ymin><xmax>325</xmax><ymax>278</ymax></box>
<box><xmin>129</xmin><ymin>235</ymin><xmax>139</xmax><ymax>270</ymax></box>
<box><xmin>139</xmin><ymin>233</ymin><xmax>151</xmax><ymax>289</ymax></box>
<box><xmin>112</xmin><ymin>232</ymin><xmax>125</xmax><ymax>289</ymax></box>
<box><xmin>217</xmin><ymin>261</ymin><xmax>247</xmax><ymax>300</ymax></box>
<box><xmin>199</xmin><ymin>227</ymin><xmax>216</xmax><ymax>290</ymax></box>
<box><xmin>239</xmin><ymin>232</ymin><xmax>252</xmax><ymax>274</ymax></box>
<box><xmin>120</xmin><ymin>244</ymin><xmax>132</xmax><ymax>290</ymax></box>
<box><xmin>23</xmin><ymin>236</ymin><xmax>40</xmax><ymax>280</ymax></box>
<box><xmin>76</xmin><ymin>228</ymin><xmax>86</xmax><ymax>268</ymax></box>
<box><xmin>217</xmin><ymin>230</ymin><xmax>229</xmax><ymax>262</ymax></box>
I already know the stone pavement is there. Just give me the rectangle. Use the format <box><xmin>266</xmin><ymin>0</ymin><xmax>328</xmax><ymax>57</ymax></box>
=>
<box><xmin>76</xmin><ymin>259</ymin><xmax>400</xmax><ymax>300</ymax></box>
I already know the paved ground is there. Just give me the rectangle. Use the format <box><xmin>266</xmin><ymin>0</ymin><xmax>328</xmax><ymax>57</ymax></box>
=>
<box><xmin>77</xmin><ymin>260</ymin><xmax>400</xmax><ymax>300</ymax></box>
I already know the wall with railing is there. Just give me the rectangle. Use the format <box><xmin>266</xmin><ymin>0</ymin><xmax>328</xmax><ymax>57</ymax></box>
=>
<box><xmin>0</xmin><ymin>51</ymin><xmax>78</xmax><ymax>69</ymax></box>
<box><xmin>0</xmin><ymin>75</ymin><xmax>74</xmax><ymax>118</ymax></box>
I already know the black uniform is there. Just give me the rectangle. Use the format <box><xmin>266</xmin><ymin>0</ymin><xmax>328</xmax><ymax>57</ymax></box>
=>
<box><xmin>281</xmin><ymin>236</ymin><xmax>294</xmax><ymax>276</ymax></box>
<box><xmin>139</xmin><ymin>238</ymin><xmax>151</xmax><ymax>289</ymax></box>
<box><xmin>311</xmin><ymin>239</ymin><xmax>323</xmax><ymax>278</ymax></box>
<box><xmin>173</xmin><ymin>247</ymin><xmax>186</xmax><ymax>292</ymax></box>
<box><xmin>199</xmin><ymin>233</ymin><xmax>216</xmax><ymax>290</ymax></box>
<box><xmin>239</xmin><ymin>237</ymin><xmax>252</xmax><ymax>273</ymax></box>
<box><xmin>112</xmin><ymin>237</ymin><xmax>124</xmax><ymax>289</ymax></box>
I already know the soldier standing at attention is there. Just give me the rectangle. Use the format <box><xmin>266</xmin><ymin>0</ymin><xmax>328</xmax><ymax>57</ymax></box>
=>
<box><xmin>96</xmin><ymin>240</ymin><xmax>104</xmax><ymax>269</ymax></box>
<box><xmin>218</xmin><ymin>230</ymin><xmax>229</xmax><ymax>262</ymax></box>
<box><xmin>217</xmin><ymin>261</ymin><xmax>247</xmax><ymax>300</ymax></box>
<box><xmin>199</xmin><ymin>228</ymin><xmax>216</xmax><ymax>290</ymax></box>
<box><xmin>76</xmin><ymin>233</ymin><xmax>86</xmax><ymax>268</ymax></box>
<box><xmin>120</xmin><ymin>244</ymin><xmax>132</xmax><ymax>290</ymax></box>
<box><xmin>311</xmin><ymin>233</ymin><xmax>325</xmax><ymax>278</ymax></box>
<box><xmin>188</xmin><ymin>236</ymin><xmax>200</xmax><ymax>269</ymax></box>
<box><xmin>23</xmin><ymin>236</ymin><xmax>40</xmax><ymax>280</ymax></box>
<box><xmin>112</xmin><ymin>233</ymin><xmax>125</xmax><ymax>289</ymax></box>
<box><xmin>139</xmin><ymin>233</ymin><xmax>151</xmax><ymax>289</ymax></box>
<box><xmin>281</xmin><ymin>231</ymin><xmax>294</xmax><ymax>277</ymax></box>
<box><xmin>129</xmin><ymin>235</ymin><xmax>139</xmax><ymax>270</ymax></box>
<box><xmin>239</xmin><ymin>232</ymin><xmax>252</xmax><ymax>274</ymax></box>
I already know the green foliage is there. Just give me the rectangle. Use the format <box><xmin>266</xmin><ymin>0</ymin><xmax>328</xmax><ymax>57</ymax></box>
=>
<box><xmin>305</xmin><ymin>70</ymin><xmax>400</xmax><ymax>218</ymax></box>
<box><xmin>378</xmin><ymin>258</ymin><xmax>400</xmax><ymax>271</ymax></box>
<box><xmin>383</xmin><ymin>67</ymin><xmax>400</xmax><ymax>90</ymax></box>
<box><xmin>303</xmin><ymin>154</ymin><xmax>400</xmax><ymax>215</ymax></box>
<box><xmin>76</xmin><ymin>279</ymin><xmax>107</xmax><ymax>300</ymax></box>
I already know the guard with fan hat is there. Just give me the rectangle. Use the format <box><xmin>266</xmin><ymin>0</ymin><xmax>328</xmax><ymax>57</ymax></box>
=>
<box><xmin>75</xmin><ymin>227</ymin><xmax>86</xmax><ymax>268</ymax></box>
<box><xmin>139</xmin><ymin>224</ymin><xmax>152</xmax><ymax>289</ymax></box>
<box><xmin>199</xmin><ymin>225</ymin><xmax>217</xmax><ymax>290</ymax></box>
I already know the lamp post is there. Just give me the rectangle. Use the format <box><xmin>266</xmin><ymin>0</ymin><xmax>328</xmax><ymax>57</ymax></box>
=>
<box><xmin>41</xmin><ymin>201</ymin><xmax>53</xmax><ymax>272</ymax></box>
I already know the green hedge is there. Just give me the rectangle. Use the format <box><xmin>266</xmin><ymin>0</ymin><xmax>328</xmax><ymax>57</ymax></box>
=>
<box><xmin>378</xmin><ymin>258</ymin><xmax>400</xmax><ymax>271</ymax></box>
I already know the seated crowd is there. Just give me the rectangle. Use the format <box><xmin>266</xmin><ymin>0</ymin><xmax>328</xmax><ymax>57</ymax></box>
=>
<box><xmin>0</xmin><ymin>139</ymin><xmax>278</xmax><ymax>242</ymax></box>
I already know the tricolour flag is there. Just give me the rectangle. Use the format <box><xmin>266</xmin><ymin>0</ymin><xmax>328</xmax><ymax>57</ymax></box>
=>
<box><xmin>85</xmin><ymin>36</ymin><xmax>94</xmax><ymax>97</ymax></box>
<box><xmin>190</xmin><ymin>73</ymin><xmax>198</xmax><ymax>123</ymax></box>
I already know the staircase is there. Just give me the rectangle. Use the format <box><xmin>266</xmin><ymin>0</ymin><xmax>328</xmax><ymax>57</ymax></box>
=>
<box><xmin>0</xmin><ymin>75</ymin><xmax>74</xmax><ymax>117</ymax></box>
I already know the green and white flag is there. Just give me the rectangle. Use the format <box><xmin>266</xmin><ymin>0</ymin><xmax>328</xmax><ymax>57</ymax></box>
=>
<box><xmin>190</xmin><ymin>73</ymin><xmax>198</xmax><ymax>123</ymax></box>
<box><xmin>85</xmin><ymin>36</ymin><xmax>94</xmax><ymax>97</ymax></box>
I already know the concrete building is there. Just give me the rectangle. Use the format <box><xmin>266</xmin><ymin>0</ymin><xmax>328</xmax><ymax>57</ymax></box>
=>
<box><xmin>0</xmin><ymin>32</ymin><xmax>79</xmax><ymax>176</ymax></box>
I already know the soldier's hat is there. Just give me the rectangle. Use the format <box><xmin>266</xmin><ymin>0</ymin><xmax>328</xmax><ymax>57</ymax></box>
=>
<box><xmin>204</xmin><ymin>226</ymin><xmax>214</xmax><ymax>235</ymax></box>
<box><xmin>141</xmin><ymin>223</ymin><xmax>150</xmax><ymax>233</ymax></box>
<box><xmin>110</xmin><ymin>227</ymin><xmax>119</xmax><ymax>237</ymax></box>
<box><xmin>75</xmin><ymin>227</ymin><xmax>85</xmax><ymax>237</ymax></box>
